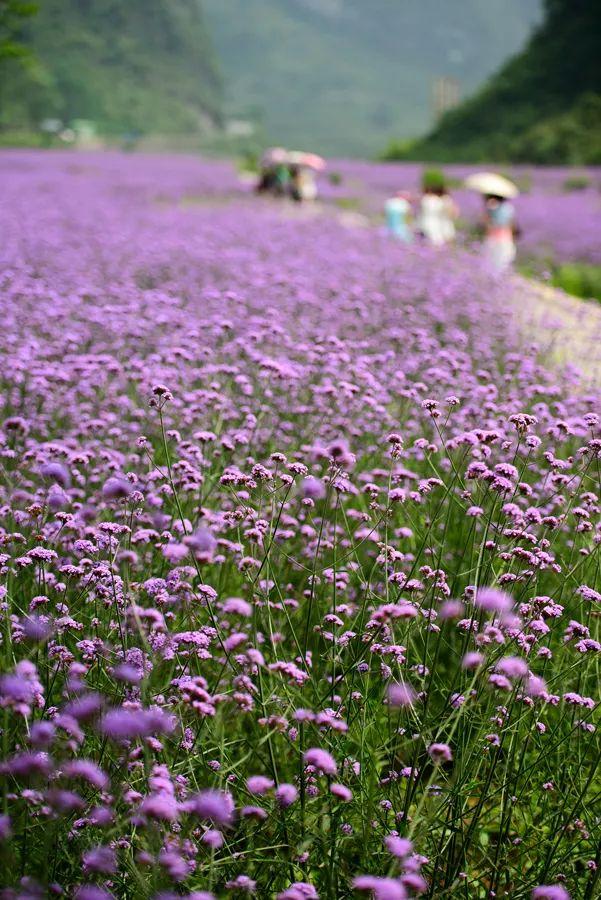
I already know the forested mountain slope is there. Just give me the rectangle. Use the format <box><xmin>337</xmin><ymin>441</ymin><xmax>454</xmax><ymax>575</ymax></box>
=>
<box><xmin>403</xmin><ymin>0</ymin><xmax>601</xmax><ymax>164</ymax></box>
<box><xmin>0</xmin><ymin>0</ymin><xmax>222</xmax><ymax>136</ymax></box>
<box><xmin>203</xmin><ymin>0</ymin><xmax>541</xmax><ymax>157</ymax></box>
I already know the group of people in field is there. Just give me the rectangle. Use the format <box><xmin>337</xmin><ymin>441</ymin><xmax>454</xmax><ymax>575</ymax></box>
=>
<box><xmin>256</xmin><ymin>147</ymin><xmax>324</xmax><ymax>203</ymax></box>
<box><xmin>385</xmin><ymin>169</ymin><xmax>520</xmax><ymax>271</ymax></box>
<box><xmin>256</xmin><ymin>149</ymin><xmax>519</xmax><ymax>272</ymax></box>
<box><xmin>386</xmin><ymin>174</ymin><xmax>458</xmax><ymax>246</ymax></box>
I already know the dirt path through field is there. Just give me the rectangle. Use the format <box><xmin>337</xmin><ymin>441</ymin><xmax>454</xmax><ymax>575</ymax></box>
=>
<box><xmin>509</xmin><ymin>276</ymin><xmax>601</xmax><ymax>387</ymax></box>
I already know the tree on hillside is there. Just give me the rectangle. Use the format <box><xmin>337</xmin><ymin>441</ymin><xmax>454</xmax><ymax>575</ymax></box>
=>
<box><xmin>0</xmin><ymin>0</ymin><xmax>37</xmax><ymax>60</ymax></box>
<box><xmin>0</xmin><ymin>0</ymin><xmax>222</xmax><ymax>137</ymax></box>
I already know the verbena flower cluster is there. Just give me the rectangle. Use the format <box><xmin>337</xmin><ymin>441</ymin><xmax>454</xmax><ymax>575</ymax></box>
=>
<box><xmin>0</xmin><ymin>151</ymin><xmax>599</xmax><ymax>899</ymax></box>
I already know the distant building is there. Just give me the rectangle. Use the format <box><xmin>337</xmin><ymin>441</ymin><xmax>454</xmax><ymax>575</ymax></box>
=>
<box><xmin>432</xmin><ymin>77</ymin><xmax>461</xmax><ymax>119</ymax></box>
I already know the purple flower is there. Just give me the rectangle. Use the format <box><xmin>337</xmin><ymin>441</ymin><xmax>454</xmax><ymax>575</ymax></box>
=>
<box><xmin>275</xmin><ymin>783</ymin><xmax>299</xmax><ymax>808</ymax></box>
<box><xmin>304</xmin><ymin>747</ymin><xmax>337</xmax><ymax>776</ymax></box>
<box><xmin>489</xmin><ymin>674</ymin><xmax>512</xmax><ymax>691</ymax></box>
<box><xmin>495</xmin><ymin>656</ymin><xmax>529</xmax><ymax>679</ymax></box>
<box><xmin>100</xmin><ymin>707</ymin><xmax>175</xmax><ymax>741</ymax></box>
<box><xmin>5</xmin><ymin>751</ymin><xmax>53</xmax><ymax>778</ymax></box>
<box><xmin>46</xmin><ymin>789</ymin><xmax>84</xmax><ymax>812</ymax></box>
<box><xmin>82</xmin><ymin>845</ymin><xmax>117</xmax><ymax>875</ymax></box>
<box><xmin>64</xmin><ymin>693</ymin><xmax>103</xmax><ymax>722</ymax></box>
<box><xmin>189</xmin><ymin>789</ymin><xmax>235</xmax><ymax>827</ymax></box>
<box><xmin>49</xmin><ymin>483</ymin><xmax>70</xmax><ymax>511</ymax></box>
<box><xmin>427</xmin><ymin>743</ymin><xmax>453</xmax><ymax>764</ymax></box>
<box><xmin>102</xmin><ymin>475</ymin><xmax>133</xmax><ymax>500</ymax></box>
<box><xmin>353</xmin><ymin>875</ymin><xmax>407</xmax><ymax>899</ymax></box>
<box><xmin>330</xmin><ymin>783</ymin><xmax>353</xmax><ymax>801</ymax></box>
<box><xmin>241</xmin><ymin>805</ymin><xmax>267</xmax><ymax>820</ymax></box>
<box><xmin>201</xmin><ymin>829</ymin><xmax>224</xmax><ymax>849</ymax></box>
<box><xmin>63</xmin><ymin>760</ymin><xmax>109</xmax><ymax>790</ymax></box>
<box><xmin>139</xmin><ymin>792</ymin><xmax>178</xmax><ymax>822</ymax></box>
<box><xmin>384</xmin><ymin>835</ymin><xmax>413</xmax><ymax>858</ymax></box>
<box><xmin>327</xmin><ymin>438</ymin><xmax>354</xmax><ymax>469</ymax></box>
<box><xmin>474</xmin><ymin>587</ymin><xmax>513</xmax><ymax>613</ymax></box>
<box><xmin>221</xmin><ymin>597</ymin><xmax>253</xmax><ymax>617</ymax></box>
<box><xmin>302</xmin><ymin>476</ymin><xmax>326</xmax><ymax>500</ymax></box>
<box><xmin>462</xmin><ymin>652</ymin><xmax>484</xmax><ymax>669</ymax></box>
<box><xmin>39</xmin><ymin>461</ymin><xmax>71</xmax><ymax>488</ymax></box>
<box><xmin>226</xmin><ymin>875</ymin><xmax>257</xmax><ymax>893</ymax></box>
<box><xmin>0</xmin><ymin>660</ymin><xmax>44</xmax><ymax>716</ymax></box>
<box><xmin>401</xmin><ymin>873</ymin><xmax>427</xmax><ymax>893</ymax></box>
<box><xmin>387</xmin><ymin>682</ymin><xmax>416</xmax><ymax>707</ymax></box>
<box><xmin>246</xmin><ymin>775</ymin><xmax>275</xmax><ymax>795</ymax></box>
<box><xmin>162</xmin><ymin>542</ymin><xmax>188</xmax><ymax>563</ymax></box>
<box><xmin>185</xmin><ymin>527</ymin><xmax>217</xmax><ymax>563</ymax></box>
<box><xmin>277</xmin><ymin>884</ymin><xmax>319</xmax><ymax>900</ymax></box>
<box><xmin>159</xmin><ymin>848</ymin><xmax>188</xmax><ymax>881</ymax></box>
<box><xmin>89</xmin><ymin>806</ymin><xmax>114</xmax><ymax>826</ymax></box>
<box><xmin>112</xmin><ymin>663</ymin><xmax>144</xmax><ymax>684</ymax></box>
<box><xmin>532</xmin><ymin>887</ymin><xmax>570</xmax><ymax>900</ymax></box>
<box><xmin>439</xmin><ymin>600</ymin><xmax>464</xmax><ymax>619</ymax></box>
<box><xmin>22</xmin><ymin>615</ymin><xmax>53</xmax><ymax>643</ymax></box>
<box><xmin>526</xmin><ymin>675</ymin><xmax>548</xmax><ymax>697</ymax></box>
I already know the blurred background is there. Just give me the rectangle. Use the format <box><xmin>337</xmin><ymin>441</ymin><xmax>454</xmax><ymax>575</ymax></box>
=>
<box><xmin>1</xmin><ymin>0</ymin><xmax>599</xmax><ymax>300</ymax></box>
<box><xmin>0</xmin><ymin>0</ymin><xmax>598</xmax><ymax>164</ymax></box>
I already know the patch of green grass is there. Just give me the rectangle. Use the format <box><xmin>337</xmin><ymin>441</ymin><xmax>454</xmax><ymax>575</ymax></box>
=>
<box><xmin>334</xmin><ymin>196</ymin><xmax>361</xmax><ymax>211</ymax></box>
<box><xmin>551</xmin><ymin>262</ymin><xmax>601</xmax><ymax>302</ymax></box>
<box><xmin>562</xmin><ymin>174</ymin><xmax>591</xmax><ymax>192</ymax></box>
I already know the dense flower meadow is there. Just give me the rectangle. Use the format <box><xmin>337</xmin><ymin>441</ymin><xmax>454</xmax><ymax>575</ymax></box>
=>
<box><xmin>0</xmin><ymin>151</ymin><xmax>599</xmax><ymax>899</ymax></box>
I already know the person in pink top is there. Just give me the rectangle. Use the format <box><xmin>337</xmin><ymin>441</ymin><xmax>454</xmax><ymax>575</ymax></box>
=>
<box><xmin>483</xmin><ymin>194</ymin><xmax>519</xmax><ymax>270</ymax></box>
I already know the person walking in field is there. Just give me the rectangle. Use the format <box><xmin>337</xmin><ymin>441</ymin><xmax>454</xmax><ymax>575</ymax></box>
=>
<box><xmin>482</xmin><ymin>194</ymin><xmax>519</xmax><ymax>271</ymax></box>
<box><xmin>464</xmin><ymin>172</ymin><xmax>520</xmax><ymax>271</ymax></box>
<box><xmin>256</xmin><ymin>148</ymin><xmax>290</xmax><ymax>196</ymax></box>
<box><xmin>289</xmin><ymin>165</ymin><xmax>317</xmax><ymax>202</ymax></box>
<box><xmin>417</xmin><ymin>170</ymin><xmax>458</xmax><ymax>246</ymax></box>
<box><xmin>385</xmin><ymin>191</ymin><xmax>413</xmax><ymax>242</ymax></box>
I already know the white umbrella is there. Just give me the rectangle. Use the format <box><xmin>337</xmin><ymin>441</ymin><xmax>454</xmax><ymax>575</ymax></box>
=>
<box><xmin>464</xmin><ymin>172</ymin><xmax>519</xmax><ymax>199</ymax></box>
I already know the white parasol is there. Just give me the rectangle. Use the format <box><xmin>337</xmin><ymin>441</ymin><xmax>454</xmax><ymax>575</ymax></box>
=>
<box><xmin>464</xmin><ymin>172</ymin><xmax>519</xmax><ymax>199</ymax></box>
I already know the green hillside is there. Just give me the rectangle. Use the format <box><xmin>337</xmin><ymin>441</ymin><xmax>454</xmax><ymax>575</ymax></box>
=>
<box><xmin>203</xmin><ymin>0</ymin><xmax>541</xmax><ymax>158</ymax></box>
<box><xmin>398</xmin><ymin>0</ymin><xmax>601</xmax><ymax>164</ymax></box>
<box><xmin>0</xmin><ymin>0</ymin><xmax>222</xmax><ymax>137</ymax></box>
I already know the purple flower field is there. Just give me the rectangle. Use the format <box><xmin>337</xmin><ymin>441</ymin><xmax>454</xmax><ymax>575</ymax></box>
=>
<box><xmin>0</xmin><ymin>151</ymin><xmax>599</xmax><ymax>899</ymax></box>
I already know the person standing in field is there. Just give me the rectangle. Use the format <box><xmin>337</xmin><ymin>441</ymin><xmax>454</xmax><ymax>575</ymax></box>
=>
<box><xmin>417</xmin><ymin>170</ymin><xmax>458</xmax><ymax>246</ymax></box>
<box><xmin>385</xmin><ymin>191</ymin><xmax>413</xmax><ymax>242</ymax></box>
<box><xmin>482</xmin><ymin>193</ymin><xmax>518</xmax><ymax>270</ymax></box>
